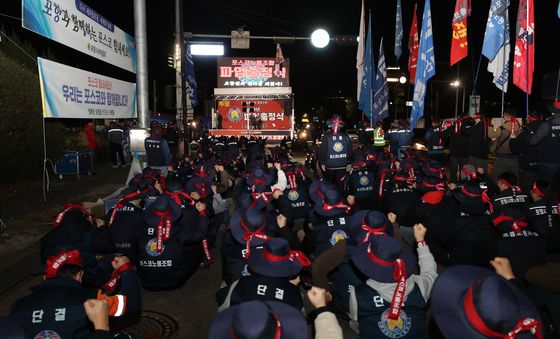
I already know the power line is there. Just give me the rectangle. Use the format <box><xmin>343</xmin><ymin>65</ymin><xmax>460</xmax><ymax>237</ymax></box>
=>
<box><xmin>0</xmin><ymin>30</ymin><xmax>37</xmax><ymax>64</ymax></box>
<box><xmin>193</xmin><ymin>0</ymin><xmax>296</xmax><ymax>36</ymax></box>
<box><xmin>0</xmin><ymin>13</ymin><xmax>22</xmax><ymax>21</ymax></box>
<box><xmin>201</xmin><ymin>0</ymin><xmax>310</xmax><ymax>30</ymax></box>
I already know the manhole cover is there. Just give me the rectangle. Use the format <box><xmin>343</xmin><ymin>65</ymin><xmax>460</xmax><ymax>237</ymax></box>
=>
<box><xmin>123</xmin><ymin>310</ymin><xmax>179</xmax><ymax>339</ymax></box>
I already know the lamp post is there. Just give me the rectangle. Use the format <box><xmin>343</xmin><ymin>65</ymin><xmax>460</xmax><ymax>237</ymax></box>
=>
<box><xmin>451</xmin><ymin>81</ymin><xmax>460</xmax><ymax>119</ymax></box>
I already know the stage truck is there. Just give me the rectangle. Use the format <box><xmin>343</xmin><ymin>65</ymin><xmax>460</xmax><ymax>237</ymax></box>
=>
<box><xmin>210</xmin><ymin>57</ymin><xmax>294</xmax><ymax>141</ymax></box>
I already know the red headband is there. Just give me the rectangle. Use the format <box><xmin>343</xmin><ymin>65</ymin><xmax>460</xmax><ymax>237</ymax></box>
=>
<box><xmin>359</xmin><ymin>217</ymin><xmax>387</xmax><ymax>244</ymax></box>
<box><xmin>240</xmin><ymin>218</ymin><xmax>270</xmax><ymax>259</ymax></box>
<box><xmin>102</xmin><ymin>262</ymin><xmax>133</xmax><ymax>293</ymax></box>
<box><xmin>108</xmin><ymin>190</ymin><xmax>145</xmax><ymax>227</ymax></box>
<box><xmin>53</xmin><ymin>204</ymin><xmax>93</xmax><ymax>228</ymax></box>
<box><xmin>166</xmin><ymin>190</ymin><xmax>195</xmax><ymax>207</ymax></box>
<box><xmin>531</xmin><ymin>183</ymin><xmax>546</xmax><ymax>198</ymax></box>
<box><xmin>262</xmin><ymin>248</ymin><xmax>311</xmax><ymax>267</ymax></box>
<box><xmin>44</xmin><ymin>250</ymin><xmax>83</xmax><ymax>279</ymax></box>
<box><xmin>460</xmin><ymin>187</ymin><xmax>494</xmax><ymax>213</ymax></box>
<box><xmin>463</xmin><ymin>285</ymin><xmax>542</xmax><ymax>339</ymax></box>
<box><xmin>152</xmin><ymin>208</ymin><xmax>173</xmax><ymax>254</ymax></box>
<box><xmin>366</xmin><ymin>243</ymin><xmax>407</xmax><ymax>321</ymax></box>
<box><xmin>493</xmin><ymin>214</ymin><xmax>528</xmax><ymax>234</ymax></box>
<box><xmin>322</xmin><ymin>201</ymin><xmax>351</xmax><ymax>214</ymax></box>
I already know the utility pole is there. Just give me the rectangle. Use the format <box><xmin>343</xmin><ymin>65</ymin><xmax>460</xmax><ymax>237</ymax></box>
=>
<box><xmin>152</xmin><ymin>78</ymin><xmax>157</xmax><ymax>113</ymax></box>
<box><xmin>133</xmin><ymin>0</ymin><xmax>149</xmax><ymax>128</ymax></box>
<box><xmin>177</xmin><ymin>0</ymin><xmax>189</xmax><ymax>155</ymax></box>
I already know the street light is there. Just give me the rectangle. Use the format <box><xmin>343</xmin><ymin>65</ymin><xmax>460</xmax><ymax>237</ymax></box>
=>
<box><xmin>311</xmin><ymin>29</ymin><xmax>330</xmax><ymax>48</ymax></box>
<box><xmin>399</xmin><ymin>76</ymin><xmax>407</xmax><ymax>84</ymax></box>
<box><xmin>190</xmin><ymin>42</ymin><xmax>225</xmax><ymax>56</ymax></box>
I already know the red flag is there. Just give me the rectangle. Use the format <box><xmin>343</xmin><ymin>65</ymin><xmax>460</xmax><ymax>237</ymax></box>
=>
<box><xmin>408</xmin><ymin>4</ymin><xmax>419</xmax><ymax>84</ymax></box>
<box><xmin>513</xmin><ymin>0</ymin><xmax>535</xmax><ymax>94</ymax></box>
<box><xmin>450</xmin><ymin>0</ymin><xmax>471</xmax><ymax>66</ymax></box>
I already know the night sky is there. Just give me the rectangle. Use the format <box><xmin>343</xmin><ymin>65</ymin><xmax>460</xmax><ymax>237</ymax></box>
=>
<box><xmin>2</xmin><ymin>0</ymin><xmax>559</xmax><ymax>119</ymax></box>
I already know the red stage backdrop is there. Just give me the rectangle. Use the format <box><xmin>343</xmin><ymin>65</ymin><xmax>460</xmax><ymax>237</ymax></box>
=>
<box><xmin>216</xmin><ymin>99</ymin><xmax>290</xmax><ymax>130</ymax></box>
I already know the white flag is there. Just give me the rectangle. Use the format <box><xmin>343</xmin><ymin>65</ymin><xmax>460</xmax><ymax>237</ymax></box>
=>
<box><xmin>486</xmin><ymin>5</ymin><xmax>510</xmax><ymax>92</ymax></box>
<box><xmin>356</xmin><ymin>0</ymin><xmax>366</xmax><ymax>100</ymax></box>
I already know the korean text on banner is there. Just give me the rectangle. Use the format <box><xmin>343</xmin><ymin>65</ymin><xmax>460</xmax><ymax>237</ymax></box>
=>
<box><xmin>38</xmin><ymin>57</ymin><xmax>137</xmax><ymax>119</ymax></box>
<box><xmin>23</xmin><ymin>0</ymin><xmax>137</xmax><ymax>73</ymax></box>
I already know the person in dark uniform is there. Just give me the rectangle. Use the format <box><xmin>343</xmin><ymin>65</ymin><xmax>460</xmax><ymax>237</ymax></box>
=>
<box><xmin>318</xmin><ymin>115</ymin><xmax>352</xmax><ymax>193</ymax></box>
<box><xmin>41</xmin><ymin>204</ymin><xmax>116</xmax><ymax>289</ymax></box>
<box><xmin>346</xmin><ymin>161</ymin><xmax>376</xmax><ymax>211</ymax></box>
<box><xmin>526</xmin><ymin>181</ymin><xmax>560</xmax><ymax>256</ymax></box>
<box><xmin>277</xmin><ymin>162</ymin><xmax>311</xmax><ymax>228</ymax></box>
<box><xmin>145</xmin><ymin>124</ymin><xmax>171</xmax><ymax>177</ymax></box>
<box><xmin>349</xmin><ymin>230</ymin><xmax>437</xmax><ymax>339</ymax></box>
<box><xmin>10</xmin><ymin>250</ymin><xmax>140</xmax><ymax>339</ymax></box>
<box><xmin>385</xmin><ymin>169</ymin><xmax>419</xmax><ymax>229</ymax></box>
<box><xmin>107</xmin><ymin>122</ymin><xmax>124</xmax><ymax>168</ymax></box>
<box><xmin>164</xmin><ymin>124</ymin><xmax>179</xmax><ymax>160</ymax></box>
<box><xmin>443</xmin><ymin>116</ymin><xmax>470</xmax><ymax>182</ymax></box>
<box><xmin>105</xmin><ymin>186</ymin><xmax>146</xmax><ymax>265</ymax></box>
<box><xmin>492</xmin><ymin>207</ymin><xmax>546</xmax><ymax>279</ymax></box>
<box><xmin>424</xmin><ymin>119</ymin><xmax>445</xmax><ymax>163</ymax></box>
<box><xmin>448</xmin><ymin>181</ymin><xmax>498</xmax><ymax>267</ymax></box>
<box><xmin>308</xmin><ymin>186</ymin><xmax>352</xmax><ymax>258</ymax></box>
<box><xmin>510</xmin><ymin>112</ymin><xmax>543</xmax><ymax>192</ymax></box>
<box><xmin>137</xmin><ymin>194</ymin><xmax>203</xmax><ymax>290</ymax></box>
<box><xmin>218</xmin><ymin>237</ymin><xmax>310</xmax><ymax>312</ymax></box>
<box><xmin>330</xmin><ymin>210</ymin><xmax>395</xmax><ymax>316</ymax></box>
<box><xmin>492</xmin><ymin>172</ymin><xmax>529</xmax><ymax>215</ymax></box>
<box><xmin>530</xmin><ymin>101</ymin><xmax>560</xmax><ymax>195</ymax></box>
<box><xmin>431</xmin><ymin>266</ymin><xmax>544</xmax><ymax>339</ymax></box>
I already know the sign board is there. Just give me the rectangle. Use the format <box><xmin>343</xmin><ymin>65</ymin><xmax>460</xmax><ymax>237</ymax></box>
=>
<box><xmin>38</xmin><ymin>57</ymin><xmax>137</xmax><ymax>119</ymax></box>
<box><xmin>209</xmin><ymin>129</ymin><xmax>290</xmax><ymax>141</ymax></box>
<box><xmin>231</xmin><ymin>30</ymin><xmax>250</xmax><ymax>49</ymax></box>
<box><xmin>469</xmin><ymin>95</ymin><xmax>481</xmax><ymax>116</ymax></box>
<box><xmin>217</xmin><ymin>57</ymin><xmax>289</xmax><ymax>88</ymax></box>
<box><xmin>23</xmin><ymin>0</ymin><xmax>136</xmax><ymax>73</ymax></box>
<box><xmin>216</xmin><ymin>99</ymin><xmax>290</xmax><ymax>130</ymax></box>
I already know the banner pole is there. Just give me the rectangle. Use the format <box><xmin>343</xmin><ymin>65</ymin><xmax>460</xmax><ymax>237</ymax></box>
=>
<box><xmin>42</xmin><ymin>117</ymin><xmax>48</xmax><ymax>202</ymax></box>
<box><xmin>525</xmin><ymin>0</ymin><xmax>530</xmax><ymax>118</ymax></box>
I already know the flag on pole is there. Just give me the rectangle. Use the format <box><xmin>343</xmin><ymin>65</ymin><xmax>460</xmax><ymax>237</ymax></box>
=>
<box><xmin>410</xmin><ymin>0</ymin><xmax>436</xmax><ymax>131</ymax></box>
<box><xmin>373</xmin><ymin>38</ymin><xmax>389</xmax><ymax>123</ymax></box>
<box><xmin>359</xmin><ymin>14</ymin><xmax>375</xmax><ymax>124</ymax></box>
<box><xmin>274</xmin><ymin>43</ymin><xmax>285</xmax><ymax>74</ymax></box>
<box><xmin>185</xmin><ymin>44</ymin><xmax>198</xmax><ymax>108</ymax></box>
<box><xmin>450</xmin><ymin>0</ymin><xmax>471</xmax><ymax>65</ymax></box>
<box><xmin>408</xmin><ymin>4</ymin><xmax>419</xmax><ymax>84</ymax></box>
<box><xmin>513</xmin><ymin>0</ymin><xmax>534</xmax><ymax>94</ymax></box>
<box><xmin>558</xmin><ymin>0</ymin><xmax>560</xmax><ymax>18</ymax></box>
<box><xmin>356</xmin><ymin>0</ymin><xmax>366</xmax><ymax>100</ymax></box>
<box><xmin>395</xmin><ymin>0</ymin><xmax>403</xmax><ymax>61</ymax></box>
<box><xmin>483</xmin><ymin>0</ymin><xmax>510</xmax><ymax>92</ymax></box>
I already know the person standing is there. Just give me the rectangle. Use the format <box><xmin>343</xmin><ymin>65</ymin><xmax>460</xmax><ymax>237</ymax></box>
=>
<box><xmin>318</xmin><ymin>115</ymin><xmax>352</xmax><ymax>192</ymax></box>
<box><xmin>530</xmin><ymin>101</ymin><xmax>560</xmax><ymax>195</ymax></box>
<box><xmin>510</xmin><ymin>112</ymin><xmax>543</xmax><ymax>192</ymax></box>
<box><xmin>443</xmin><ymin>116</ymin><xmax>469</xmax><ymax>182</ymax></box>
<box><xmin>488</xmin><ymin>113</ymin><xmax>521</xmax><ymax>180</ymax></box>
<box><xmin>84</xmin><ymin>121</ymin><xmax>97</xmax><ymax>162</ymax></box>
<box><xmin>144</xmin><ymin>124</ymin><xmax>171</xmax><ymax>177</ymax></box>
<box><xmin>373</xmin><ymin>121</ymin><xmax>386</xmax><ymax>154</ymax></box>
<box><xmin>107</xmin><ymin>122</ymin><xmax>125</xmax><ymax>168</ymax></box>
<box><xmin>463</xmin><ymin>115</ymin><xmax>491</xmax><ymax>173</ymax></box>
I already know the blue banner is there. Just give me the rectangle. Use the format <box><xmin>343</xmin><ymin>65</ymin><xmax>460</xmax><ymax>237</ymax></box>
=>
<box><xmin>358</xmin><ymin>14</ymin><xmax>375</xmax><ymax>124</ymax></box>
<box><xmin>22</xmin><ymin>0</ymin><xmax>136</xmax><ymax>73</ymax></box>
<box><xmin>373</xmin><ymin>38</ymin><xmax>389</xmax><ymax>123</ymax></box>
<box><xmin>395</xmin><ymin>0</ymin><xmax>403</xmax><ymax>61</ymax></box>
<box><xmin>410</xmin><ymin>0</ymin><xmax>436</xmax><ymax>131</ymax></box>
<box><xmin>482</xmin><ymin>0</ymin><xmax>509</xmax><ymax>61</ymax></box>
<box><xmin>185</xmin><ymin>45</ymin><xmax>198</xmax><ymax>108</ymax></box>
<box><xmin>37</xmin><ymin>58</ymin><xmax>137</xmax><ymax>119</ymax></box>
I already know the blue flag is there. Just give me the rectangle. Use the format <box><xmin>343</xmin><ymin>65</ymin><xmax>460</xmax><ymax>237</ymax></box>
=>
<box><xmin>410</xmin><ymin>0</ymin><xmax>436</xmax><ymax>131</ymax></box>
<box><xmin>358</xmin><ymin>14</ymin><xmax>375</xmax><ymax>124</ymax></box>
<box><xmin>395</xmin><ymin>0</ymin><xmax>403</xmax><ymax>61</ymax></box>
<box><xmin>373</xmin><ymin>38</ymin><xmax>389</xmax><ymax>123</ymax></box>
<box><xmin>482</xmin><ymin>0</ymin><xmax>509</xmax><ymax>61</ymax></box>
<box><xmin>184</xmin><ymin>44</ymin><xmax>198</xmax><ymax>108</ymax></box>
